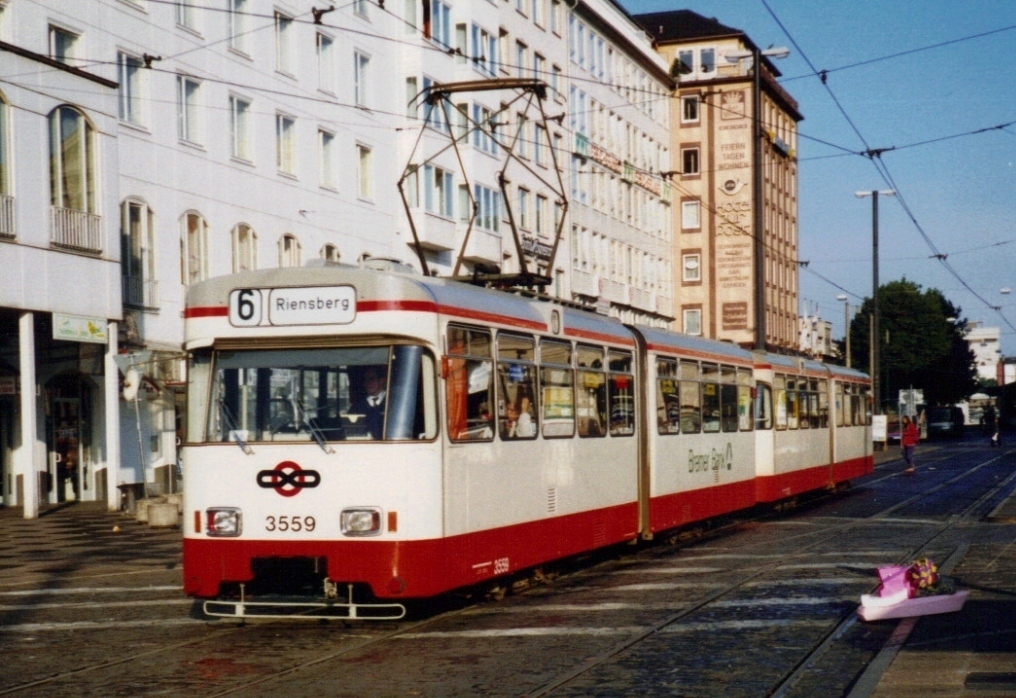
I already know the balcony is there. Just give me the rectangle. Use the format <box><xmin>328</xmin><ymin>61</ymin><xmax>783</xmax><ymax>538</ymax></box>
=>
<box><xmin>122</xmin><ymin>275</ymin><xmax>160</xmax><ymax>310</ymax></box>
<box><xmin>50</xmin><ymin>206</ymin><xmax>102</xmax><ymax>253</ymax></box>
<box><xmin>0</xmin><ymin>194</ymin><xmax>14</xmax><ymax>239</ymax></box>
<box><xmin>460</xmin><ymin>228</ymin><xmax>501</xmax><ymax>265</ymax></box>
<box><xmin>408</xmin><ymin>212</ymin><xmax>458</xmax><ymax>252</ymax></box>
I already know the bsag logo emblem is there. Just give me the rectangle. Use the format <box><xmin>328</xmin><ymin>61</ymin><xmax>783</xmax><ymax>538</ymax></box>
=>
<box><xmin>257</xmin><ymin>461</ymin><xmax>320</xmax><ymax>497</ymax></box>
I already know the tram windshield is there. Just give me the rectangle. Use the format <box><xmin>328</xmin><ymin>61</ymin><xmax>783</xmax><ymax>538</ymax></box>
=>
<box><xmin>196</xmin><ymin>344</ymin><xmax>438</xmax><ymax>446</ymax></box>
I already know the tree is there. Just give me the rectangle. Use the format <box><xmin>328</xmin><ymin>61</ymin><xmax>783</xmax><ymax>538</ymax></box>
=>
<box><xmin>849</xmin><ymin>279</ymin><xmax>976</xmax><ymax>408</ymax></box>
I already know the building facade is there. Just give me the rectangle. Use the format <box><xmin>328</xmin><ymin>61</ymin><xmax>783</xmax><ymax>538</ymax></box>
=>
<box><xmin>964</xmin><ymin>322</ymin><xmax>1001</xmax><ymax>382</ymax></box>
<box><xmin>634</xmin><ymin>10</ymin><xmax>802</xmax><ymax>349</ymax></box>
<box><xmin>0</xmin><ymin>0</ymin><xmax>674</xmax><ymax>515</ymax></box>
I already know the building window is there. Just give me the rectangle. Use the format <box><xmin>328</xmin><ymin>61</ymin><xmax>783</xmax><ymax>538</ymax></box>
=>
<box><xmin>49</xmin><ymin>106</ymin><xmax>96</xmax><ymax>213</ymax></box>
<box><xmin>473</xmin><ymin>184</ymin><xmax>501</xmax><ymax>232</ymax></box>
<box><xmin>677</xmin><ymin>50</ymin><xmax>694</xmax><ymax>76</ymax></box>
<box><xmin>117</xmin><ymin>52</ymin><xmax>144</xmax><ymax>126</ymax></box>
<box><xmin>0</xmin><ymin>98</ymin><xmax>8</xmax><ymax>200</ymax></box>
<box><xmin>177</xmin><ymin>76</ymin><xmax>201</xmax><ymax>144</ymax></box>
<box><xmin>518</xmin><ymin>188</ymin><xmax>530</xmax><ymax>229</ymax></box>
<box><xmin>317</xmin><ymin>33</ymin><xmax>335</xmax><ymax>93</ymax></box>
<box><xmin>681</xmin><ymin>200</ymin><xmax>700</xmax><ymax>230</ymax></box>
<box><xmin>423</xmin><ymin>164</ymin><xmax>453</xmax><ymax>216</ymax></box>
<box><xmin>181</xmin><ymin>212</ymin><xmax>208</xmax><ymax>285</ymax></box>
<box><xmin>681</xmin><ymin>95</ymin><xmax>699</xmax><ymax>123</ymax></box>
<box><xmin>683</xmin><ymin>308</ymin><xmax>702</xmax><ymax>336</ymax></box>
<box><xmin>319</xmin><ymin>130</ymin><xmax>335</xmax><ymax>189</ymax></box>
<box><xmin>535</xmin><ymin>194</ymin><xmax>548</xmax><ymax>235</ymax></box>
<box><xmin>230</xmin><ymin>96</ymin><xmax>251</xmax><ymax>161</ymax></box>
<box><xmin>516</xmin><ymin>41</ymin><xmax>527</xmax><ymax>79</ymax></box>
<box><xmin>229</xmin><ymin>0</ymin><xmax>249</xmax><ymax>53</ymax></box>
<box><xmin>357</xmin><ymin>144</ymin><xmax>372</xmax><ymax>200</ymax></box>
<box><xmin>176</xmin><ymin>0</ymin><xmax>197</xmax><ymax>30</ymax></box>
<box><xmin>354</xmin><ymin>51</ymin><xmax>370</xmax><ymax>108</ymax></box>
<box><xmin>278</xmin><ymin>233</ymin><xmax>301</xmax><ymax>268</ymax></box>
<box><xmin>701</xmin><ymin>48</ymin><xmax>716</xmax><ymax>73</ymax></box>
<box><xmin>232</xmin><ymin>223</ymin><xmax>257</xmax><ymax>272</ymax></box>
<box><xmin>50</xmin><ymin>26</ymin><xmax>79</xmax><ymax>65</ymax></box>
<box><xmin>682</xmin><ymin>253</ymin><xmax>701</xmax><ymax>283</ymax></box>
<box><xmin>276</xmin><ymin>114</ymin><xmax>295</xmax><ymax>174</ymax></box>
<box><xmin>121</xmin><ymin>200</ymin><xmax>156</xmax><ymax>307</ymax></box>
<box><xmin>353</xmin><ymin>0</ymin><xmax>369</xmax><ymax>19</ymax></box>
<box><xmin>275</xmin><ymin>11</ymin><xmax>293</xmax><ymax>74</ymax></box>
<box><xmin>682</xmin><ymin>147</ymin><xmax>700</xmax><ymax>176</ymax></box>
<box><xmin>429</xmin><ymin>0</ymin><xmax>452</xmax><ymax>47</ymax></box>
<box><xmin>321</xmin><ymin>243</ymin><xmax>340</xmax><ymax>262</ymax></box>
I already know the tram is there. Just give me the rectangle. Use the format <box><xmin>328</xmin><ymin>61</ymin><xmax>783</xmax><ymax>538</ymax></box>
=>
<box><xmin>181</xmin><ymin>262</ymin><xmax>872</xmax><ymax>618</ymax></box>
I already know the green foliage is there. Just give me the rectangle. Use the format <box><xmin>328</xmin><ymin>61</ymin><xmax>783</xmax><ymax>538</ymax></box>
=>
<box><xmin>849</xmin><ymin>279</ymin><xmax>977</xmax><ymax>406</ymax></box>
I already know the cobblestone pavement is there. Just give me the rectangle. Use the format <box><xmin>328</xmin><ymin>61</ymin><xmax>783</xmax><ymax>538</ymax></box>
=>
<box><xmin>1</xmin><ymin>437</ymin><xmax>1014</xmax><ymax>697</ymax></box>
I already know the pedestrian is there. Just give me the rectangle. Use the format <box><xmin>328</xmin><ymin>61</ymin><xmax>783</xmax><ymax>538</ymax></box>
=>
<box><xmin>901</xmin><ymin>415</ymin><xmax>919</xmax><ymax>474</ymax></box>
<box><xmin>984</xmin><ymin>404</ymin><xmax>999</xmax><ymax>448</ymax></box>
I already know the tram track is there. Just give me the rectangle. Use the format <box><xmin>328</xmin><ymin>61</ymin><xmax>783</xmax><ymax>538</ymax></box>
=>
<box><xmin>2</xmin><ymin>444</ymin><xmax>1012</xmax><ymax>697</ymax></box>
<box><xmin>520</xmin><ymin>445</ymin><xmax>1016</xmax><ymax>697</ymax></box>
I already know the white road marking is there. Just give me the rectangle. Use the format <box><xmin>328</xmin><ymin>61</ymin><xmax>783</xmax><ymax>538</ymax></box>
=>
<box><xmin>0</xmin><ymin>599</ymin><xmax>192</xmax><ymax>612</ymax></box>
<box><xmin>609</xmin><ymin>567</ymin><xmax>724</xmax><ymax>575</ymax></box>
<box><xmin>713</xmin><ymin>596</ymin><xmax>846</xmax><ymax>608</ymax></box>
<box><xmin>398</xmin><ymin>618</ymin><xmax>830</xmax><ymax>640</ymax></box>
<box><xmin>610</xmin><ymin>582</ymin><xmax>727</xmax><ymax>591</ymax></box>
<box><xmin>0</xmin><ymin>617</ymin><xmax>207</xmax><ymax>633</ymax></box>
<box><xmin>0</xmin><ymin>585</ymin><xmax>181</xmax><ymax>597</ymax></box>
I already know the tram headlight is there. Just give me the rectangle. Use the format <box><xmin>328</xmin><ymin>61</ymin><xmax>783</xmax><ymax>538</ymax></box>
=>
<box><xmin>340</xmin><ymin>507</ymin><xmax>382</xmax><ymax>536</ymax></box>
<box><xmin>206</xmin><ymin>508</ymin><xmax>242</xmax><ymax>537</ymax></box>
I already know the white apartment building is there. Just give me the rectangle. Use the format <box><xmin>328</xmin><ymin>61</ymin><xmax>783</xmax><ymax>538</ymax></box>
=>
<box><xmin>0</xmin><ymin>0</ymin><xmax>673</xmax><ymax>515</ymax></box>
<box><xmin>0</xmin><ymin>5</ymin><xmax>123</xmax><ymax>514</ymax></box>
<box><xmin>964</xmin><ymin>321</ymin><xmax>1001</xmax><ymax>382</ymax></box>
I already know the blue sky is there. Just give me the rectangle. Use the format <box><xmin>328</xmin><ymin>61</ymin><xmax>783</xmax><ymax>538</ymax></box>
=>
<box><xmin>620</xmin><ymin>0</ymin><xmax>1016</xmax><ymax>353</ymax></box>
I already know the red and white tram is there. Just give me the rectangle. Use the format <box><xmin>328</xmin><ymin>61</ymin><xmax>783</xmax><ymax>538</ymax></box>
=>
<box><xmin>181</xmin><ymin>264</ymin><xmax>872</xmax><ymax>618</ymax></box>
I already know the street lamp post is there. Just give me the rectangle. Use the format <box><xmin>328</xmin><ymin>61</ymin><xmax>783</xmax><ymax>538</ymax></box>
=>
<box><xmin>727</xmin><ymin>45</ymin><xmax>789</xmax><ymax>351</ymax></box>
<box><xmin>855</xmin><ymin>189</ymin><xmax>895</xmax><ymax>414</ymax></box>
<box><xmin>837</xmin><ymin>294</ymin><xmax>851</xmax><ymax>367</ymax></box>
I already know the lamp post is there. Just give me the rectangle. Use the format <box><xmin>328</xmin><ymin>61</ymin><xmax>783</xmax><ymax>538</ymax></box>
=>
<box><xmin>837</xmin><ymin>294</ymin><xmax>851</xmax><ymax>367</ymax></box>
<box><xmin>726</xmin><ymin>45</ymin><xmax>789</xmax><ymax>350</ymax></box>
<box><xmin>855</xmin><ymin>189</ymin><xmax>895</xmax><ymax>414</ymax></box>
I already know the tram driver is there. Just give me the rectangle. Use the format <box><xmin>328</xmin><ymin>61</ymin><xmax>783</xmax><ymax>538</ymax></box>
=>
<box><xmin>349</xmin><ymin>366</ymin><xmax>387</xmax><ymax>439</ymax></box>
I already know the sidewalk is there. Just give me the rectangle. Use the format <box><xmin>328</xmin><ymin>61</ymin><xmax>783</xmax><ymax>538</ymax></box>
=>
<box><xmin>860</xmin><ymin>443</ymin><xmax>1016</xmax><ymax>697</ymax></box>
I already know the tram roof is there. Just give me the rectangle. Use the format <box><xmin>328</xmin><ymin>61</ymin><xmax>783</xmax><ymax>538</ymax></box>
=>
<box><xmin>634</xmin><ymin>325</ymin><xmax>755</xmax><ymax>364</ymax></box>
<box><xmin>186</xmin><ymin>265</ymin><xmax>641</xmax><ymax>344</ymax></box>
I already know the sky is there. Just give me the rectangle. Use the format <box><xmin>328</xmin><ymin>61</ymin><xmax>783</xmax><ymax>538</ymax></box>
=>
<box><xmin>619</xmin><ymin>0</ymin><xmax>1016</xmax><ymax>354</ymax></box>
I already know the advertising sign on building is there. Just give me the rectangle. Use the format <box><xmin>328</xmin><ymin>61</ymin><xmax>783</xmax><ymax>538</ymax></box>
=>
<box><xmin>53</xmin><ymin>313</ymin><xmax>108</xmax><ymax>344</ymax></box>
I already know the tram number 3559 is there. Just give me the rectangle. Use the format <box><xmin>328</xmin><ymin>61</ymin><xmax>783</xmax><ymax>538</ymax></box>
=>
<box><xmin>265</xmin><ymin>515</ymin><xmax>316</xmax><ymax>532</ymax></box>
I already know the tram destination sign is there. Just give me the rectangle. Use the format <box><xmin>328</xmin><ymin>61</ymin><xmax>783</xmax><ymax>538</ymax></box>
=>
<box><xmin>229</xmin><ymin>286</ymin><xmax>356</xmax><ymax>327</ymax></box>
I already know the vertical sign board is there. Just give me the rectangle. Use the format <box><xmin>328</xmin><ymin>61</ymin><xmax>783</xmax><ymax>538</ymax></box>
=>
<box><xmin>715</xmin><ymin>89</ymin><xmax>753</xmax><ymax>343</ymax></box>
<box><xmin>872</xmin><ymin>415</ymin><xmax>888</xmax><ymax>444</ymax></box>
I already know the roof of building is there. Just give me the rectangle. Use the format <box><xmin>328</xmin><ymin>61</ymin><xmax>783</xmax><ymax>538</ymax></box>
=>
<box><xmin>632</xmin><ymin>10</ymin><xmax>744</xmax><ymax>43</ymax></box>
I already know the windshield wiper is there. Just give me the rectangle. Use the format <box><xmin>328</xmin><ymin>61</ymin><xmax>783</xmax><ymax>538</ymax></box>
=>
<box><xmin>295</xmin><ymin>404</ymin><xmax>334</xmax><ymax>454</ymax></box>
<box><xmin>216</xmin><ymin>399</ymin><xmax>253</xmax><ymax>455</ymax></box>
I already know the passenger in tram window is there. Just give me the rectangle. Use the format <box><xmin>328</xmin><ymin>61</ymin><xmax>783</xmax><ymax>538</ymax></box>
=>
<box><xmin>503</xmin><ymin>394</ymin><xmax>535</xmax><ymax>438</ymax></box>
<box><xmin>349</xmin><ymin>366</ymin><xmax>387</xmax><ymax>439</ymax></box>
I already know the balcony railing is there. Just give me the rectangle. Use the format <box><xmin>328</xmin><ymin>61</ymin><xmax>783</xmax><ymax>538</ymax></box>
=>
<box><xmin>122</xmin><ymin>275</ymin><xmax>160</xmax><ymax>310</ymax></box>
<box><xmin>0</xmin><ymin>194</ymin><xmax>14</xmax><ymax>239</ymax></box>
<box><xmin>50</xmin><ymin>206</ymin><xmax>102</xmax><ymax>253</ymax></box>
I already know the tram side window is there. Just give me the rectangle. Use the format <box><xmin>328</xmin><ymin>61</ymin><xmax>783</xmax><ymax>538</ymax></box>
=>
<box><xmin>863</xmin><ymin>387</ymin><xmax>873</xmax><ymax>424</ymax></box>
<box><xmin>498</xmin><ymin>332</ymin><xmax>538</xmax><ymax>440</ymax></box>
<box><xmin>836</xmin><ymin>382</ymin><xmax>845</xmax><ymax>427</ymax></box>
<box><xmin>774</xmin><ymin>374</ymin><xmax>788</xmax><ymax>430</ymax></box>
<box><xmin>446</xmin><ymin>326</ymin><xmax>494</xmax><ymax>441</ymax></box>
<box><xmin>540</xmin><ymin>338</ymin><xmax>575</xmax><ymax>438</ymax></box>
<box><xmin>720</xmin><ymin>366</ymin><xmax>738</xmax><ymax>433</ymax></box>
<box><xmin>818</xmin><ymin>379</ymin><xmax>829</xmax><ymax>428</ymax></box>
<box><xmin>701</xmin><ymin>363</ymin><xmax>720</xmax><ymax>433</ymax></box>
<box><xmin>786</xmin><ymin>377</ymin><xmax>800</xmax><ymax>429</ymax></box>
<box><xmin>576</xmin><ymin>344</ymin><xmax>607</xmax><ymax>437</ymax></box>
<box><xmin>755</xmin><ymin>382</ymin><xmax>773</xmax><ymax>430</ymax></box>
<box><xmin>851</xmin><ymin>387</ymin><xmax>863</xmax><ymax>426</ymax></box>
<box><xmin>680</xmin><ymin>360</ymin><xmax>701</xmax><ymax>433</ymax></box>
<box><xmin>737</xmin><ymin>368</ymin><xmax>753</xmax><ymax>431</ymax></box>
<box><xmin>608</xmin><ymin>349</ymin><xmax>635</xmax><ymax>436</ymax></box>
<box><xmin>657</xmin><ymin>358</ymin><xmax>681</xmax><ymax>435</ymax></box>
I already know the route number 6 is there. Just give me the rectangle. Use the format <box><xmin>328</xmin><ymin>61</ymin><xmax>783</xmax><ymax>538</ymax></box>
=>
<box><xmin>229</xmin><ymin>289</ymin><xmax>263</xmax><ymax>326</ymax></box>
